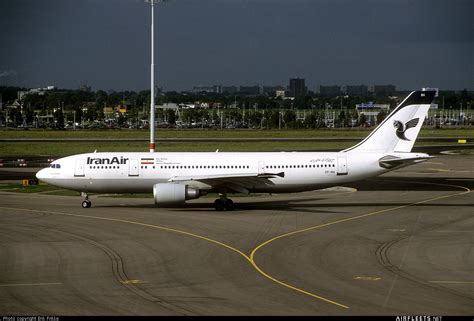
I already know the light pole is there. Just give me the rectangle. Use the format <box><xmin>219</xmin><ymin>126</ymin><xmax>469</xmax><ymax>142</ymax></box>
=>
<box><xmin>145</xmin><ymin>0</ymin><xmax>163</xmax><ymax>153</ymax></box>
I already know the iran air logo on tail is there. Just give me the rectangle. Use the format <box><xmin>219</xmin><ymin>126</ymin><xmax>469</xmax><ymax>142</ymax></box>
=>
<box><xmin>393</xmin><ymin>118</ymin><xmax>419</xmax><ymax>141</ymax></box>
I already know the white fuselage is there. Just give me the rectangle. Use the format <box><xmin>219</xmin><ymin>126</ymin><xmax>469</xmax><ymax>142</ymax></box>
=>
<box><xmin>37</xmin><ymin>151</ymin><xmax>398</xmax><ymax>194</ymax></box>
<box><xmin>35</xmin><ymin>90</ymin><xmax>436</xmax><ymax>208</ymax></box>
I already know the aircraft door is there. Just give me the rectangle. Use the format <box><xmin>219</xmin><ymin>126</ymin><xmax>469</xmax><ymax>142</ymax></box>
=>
<box><xmin>129</xmin><ymin>159</ymin><xmax>139</xmax><ymax>176</ymax></box>
<box><xmin>337</xmin><ymin>157</ymin><xmax>348</xmax><ymax>176</ymax></box>
<box><xmin>74</xmin><ymin>159</ymin><xmax>86</xmax><ymax>177</ymax></box>
<box><xmin>258</xmin><ymin>161</ymin><xmax>265</xmax><ymax>175</ymax></box>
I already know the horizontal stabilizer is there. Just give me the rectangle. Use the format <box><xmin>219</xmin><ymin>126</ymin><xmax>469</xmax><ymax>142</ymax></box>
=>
<box><xmin>379</xmin><ymin>154</ymin><xmax>433</xmax><ymax>169</ymax></box>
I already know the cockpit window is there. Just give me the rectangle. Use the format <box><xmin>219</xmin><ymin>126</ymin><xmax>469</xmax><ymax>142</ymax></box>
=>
<box><xmin>50</xmin><ymin>164</ymin><xmax>61</xmax><ymax>169</ymax></box>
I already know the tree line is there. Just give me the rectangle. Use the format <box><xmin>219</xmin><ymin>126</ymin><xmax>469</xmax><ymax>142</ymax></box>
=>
<box><xmin>0</xmin><ymin>86</ymin><xmax>471</xmax><ymax>129</ymax></box>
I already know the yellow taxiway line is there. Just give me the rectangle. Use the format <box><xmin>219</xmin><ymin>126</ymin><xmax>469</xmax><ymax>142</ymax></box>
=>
<box><xmin>0</xmin><ymin>282</ymin><xmax>62</xmax><ymax>287</ymax></box>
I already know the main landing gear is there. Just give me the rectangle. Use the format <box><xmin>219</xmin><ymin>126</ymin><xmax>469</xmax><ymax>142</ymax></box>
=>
<box><xmin>81</xmin><ymin>192</ymin><xmax>91</xmax><ymax>208</ymax></box>
<box><xmin>214</xmin><ymin>194</ymin><xmax>234</xmax><ymax>211</ymax></box>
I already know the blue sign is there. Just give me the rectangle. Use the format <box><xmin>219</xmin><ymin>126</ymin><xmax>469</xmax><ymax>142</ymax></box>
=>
<box><xmin>356</xmin><ymin>102</ymin><xmax>374</xmax><ymax>109</ymax></box>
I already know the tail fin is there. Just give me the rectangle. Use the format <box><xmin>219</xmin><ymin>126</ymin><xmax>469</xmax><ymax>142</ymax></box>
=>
<box><xmin>343</xmin><ymin>90</ymin><xmax>436</xmax><ymax>153</ymax></box>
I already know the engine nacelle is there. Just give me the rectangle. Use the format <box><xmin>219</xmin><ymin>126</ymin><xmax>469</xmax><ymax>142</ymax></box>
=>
<box><xmin>153</xmin><ymin>183</ymin><xmax>200</xmax><ymax>205</ymax></box>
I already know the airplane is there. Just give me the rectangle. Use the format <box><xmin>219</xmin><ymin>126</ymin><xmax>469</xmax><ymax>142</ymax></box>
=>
<box><xmin>36</xmin><ymin>89</ymin><xmax>436</xmax><ymax>211</ymax></box>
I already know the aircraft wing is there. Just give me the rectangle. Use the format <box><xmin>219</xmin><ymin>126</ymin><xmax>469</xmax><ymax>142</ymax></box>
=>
<box><xmin>168</xmin><ymin>172</ymin><xmax>285</xmax><ymax>193</ymax></box>
<box><xmin>379</xmin><ymin>154</ymin><xmax>433</xmax><ymax>169</ymax></box>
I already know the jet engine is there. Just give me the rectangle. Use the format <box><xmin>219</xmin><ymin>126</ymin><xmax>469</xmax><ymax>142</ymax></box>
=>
<box><xmin>153</xmin><ymin>183</ymin><xmax>200</xmax><ymax>205</ymax></box>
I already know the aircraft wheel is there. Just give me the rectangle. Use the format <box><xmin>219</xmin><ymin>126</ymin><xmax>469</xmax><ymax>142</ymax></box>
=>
<box><xmin>82</xmin><ymin>200</ymin><xmax>91</xmax><ymax>208</ymax></box>
<box><xmin>224</xmin><ymin>199</ymin><xmax>234</xmax><ymax>211</ymax></box>
<box><xmin>214</xmin><ymin>199</ymin><xmax>225</xmax><ymax>211</ymax></box>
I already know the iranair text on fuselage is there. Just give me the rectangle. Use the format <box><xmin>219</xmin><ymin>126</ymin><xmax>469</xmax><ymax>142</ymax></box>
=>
<box><xmin>86</xmin><ymin>156</ymin><xmax>129</xmax><ymax>165</ymax></box>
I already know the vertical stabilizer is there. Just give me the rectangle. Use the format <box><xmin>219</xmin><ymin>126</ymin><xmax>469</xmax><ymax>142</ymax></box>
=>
<box><xmin>343</xmin><ymin>90</ymin><xmax>436</xmax><ymax>153</ymax></box>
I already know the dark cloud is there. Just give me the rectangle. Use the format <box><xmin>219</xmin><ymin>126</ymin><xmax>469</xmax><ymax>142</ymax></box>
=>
<box><xmin>0</xmin><ymin>0</ymin><xmax>472</xmax><ymax>91</ymax></box>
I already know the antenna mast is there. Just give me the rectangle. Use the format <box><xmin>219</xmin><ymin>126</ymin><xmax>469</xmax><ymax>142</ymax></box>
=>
<box><xmin>146</xmin><ymin>0</ymin><xmax>160</xmax><ymax>152</ymax></box>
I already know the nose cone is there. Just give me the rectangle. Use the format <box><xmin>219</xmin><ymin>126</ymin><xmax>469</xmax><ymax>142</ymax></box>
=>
<box><xmin>36</xmin><ymin>168</ymin><xmax>48</xmax><ymax>181</ymax></box>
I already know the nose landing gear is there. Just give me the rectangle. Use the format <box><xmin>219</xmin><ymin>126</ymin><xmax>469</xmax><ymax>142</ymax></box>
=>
<box><xmin>81</xmin><ymin>192</ymin><xmax>91</xmax><ymax>208</ymax></box>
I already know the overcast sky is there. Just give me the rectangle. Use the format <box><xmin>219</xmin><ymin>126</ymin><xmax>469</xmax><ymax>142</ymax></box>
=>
<box><xmin>0</xmin><ymin>0</ymin><xmax>472</xmax><ymax>92</ymax></box>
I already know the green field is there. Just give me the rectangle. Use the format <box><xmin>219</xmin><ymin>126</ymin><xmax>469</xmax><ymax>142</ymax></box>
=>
<box><xmin>1</xmin><ymin>128</ymin><xmax>472</xmax><ymax>157</ymax></box>
<box><xmin>1</xmin><ymin>128</ymin><xmax>473</xmax><ymax>139</ymax></box>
